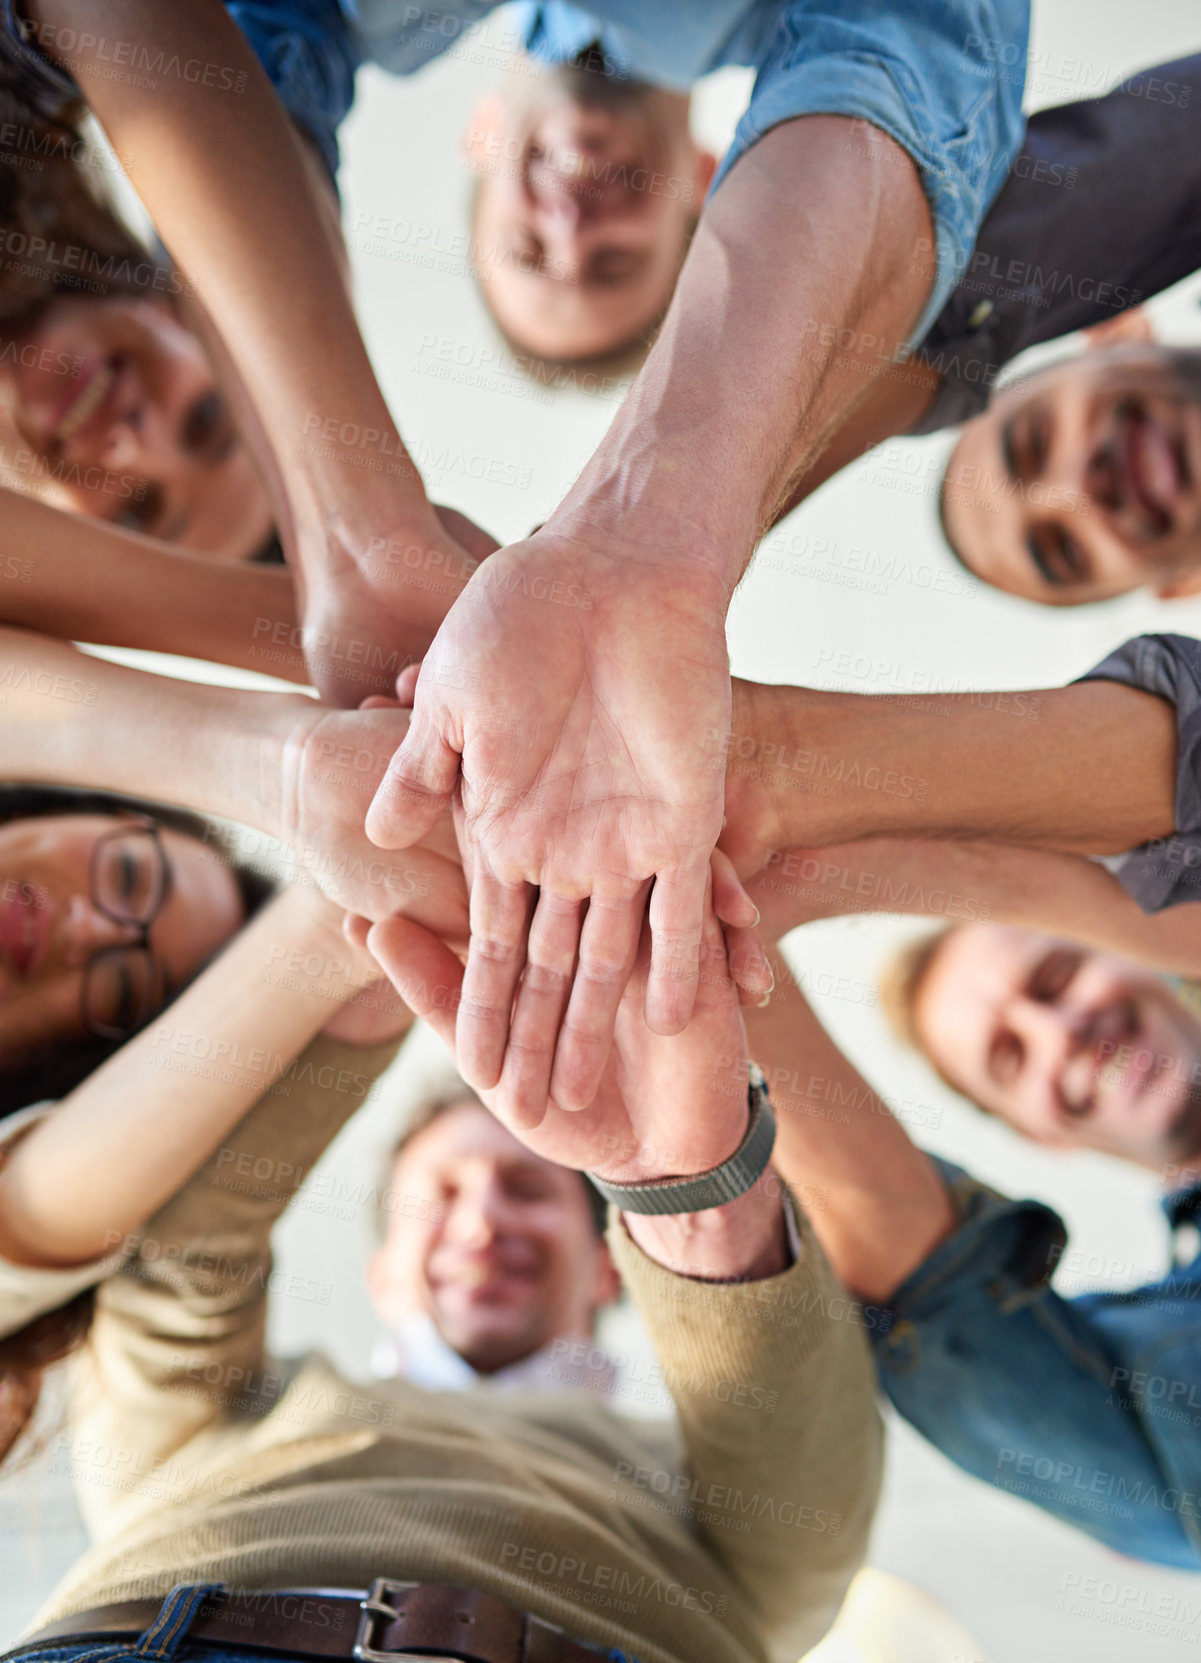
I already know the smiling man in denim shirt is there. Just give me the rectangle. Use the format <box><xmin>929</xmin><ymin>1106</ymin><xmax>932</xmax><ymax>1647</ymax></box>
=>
<box><xmin>729</xmin><ymin>903</ymin><xmax>1201</xmax><ymax>1571</ymax></box>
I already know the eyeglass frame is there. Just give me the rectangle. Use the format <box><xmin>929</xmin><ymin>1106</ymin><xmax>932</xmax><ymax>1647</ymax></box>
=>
<box><xmin>81</xmin><ymin>813</ymin><xmax>172</xmax><ymax>1041</ymax></box>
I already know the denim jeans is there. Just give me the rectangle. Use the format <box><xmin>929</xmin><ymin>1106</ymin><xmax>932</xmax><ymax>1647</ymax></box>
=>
<box><xmin>3</xmin><ymin>1584</ymin><xmax>640</xmax><ymax>1663</ymax></box>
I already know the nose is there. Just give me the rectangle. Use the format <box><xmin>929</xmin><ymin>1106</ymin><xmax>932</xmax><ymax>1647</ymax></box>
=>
<box><xmin>529</xmin><ymin>190</ymin><xmax>590</xmax><ymax>273</ymax></box>
<box><xmin>99</xmin><ymin>404</ymin><xmax>166</xmax><ymax>475</ymax></box>
<box><xmin>444</xmin><ymin>1175</ymin><xmax>506</xmax><ymax>1249</ymax></box>
<box><xmin>1082</xmin><ymin>432</ymin><xmax>1124</xmax><ymax>520</ymax></box>
<box><xmin>1010</xmin><ymin>996</ymin><xmax>1077</xmax><ymax>1082</ymax></box>
<box><xmin>59</xmin><ymin>895</ymin><xmax>142</xmax><ymax>969</ymax></box>
<box><xmin>1038</xmin><ymin>406</ymin><xmax>1091</xmax><ymax>511</ymax></box>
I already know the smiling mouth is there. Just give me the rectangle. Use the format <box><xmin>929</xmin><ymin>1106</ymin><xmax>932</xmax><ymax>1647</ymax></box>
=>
<box><xmin>0</xmin><ymin>886</ymin><xmax>47</xmax><ymax>978</ymax></box>
<box><xmin>1116</xmin><ymin>399</ymin><xmax>1186</xmax><ymax>537</ymax></box>
<box><xmin>53</xmin><ymin>357</ymin><xmax>119</xmax><ymax>445</ymax></box>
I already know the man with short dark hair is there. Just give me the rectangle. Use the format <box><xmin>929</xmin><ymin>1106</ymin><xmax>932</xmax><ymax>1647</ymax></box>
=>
<box><xmin>770</xmin><ymin>52</ymin><xmax>1201</xmax><ymax>607</ymax></box>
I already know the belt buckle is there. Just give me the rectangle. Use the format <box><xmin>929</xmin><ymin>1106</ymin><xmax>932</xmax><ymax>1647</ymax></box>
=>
<box><xmin>354</xmin><ymin>1578</ymin><xmax>447</xmax><ymax>1663</ymax></box>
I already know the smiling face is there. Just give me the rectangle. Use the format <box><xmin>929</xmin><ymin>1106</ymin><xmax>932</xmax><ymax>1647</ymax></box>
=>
<box><xmin>913</xmin><ymin>924</ymin><xmax>1201</xmax><ymax>1168</ymax></box>
<box><xmin>0</xmin><ymin>813</ymin><xmax>245</xmax><ymax>1069</ymax></box>
<box><xmin>942</xmin><ymin>345</ymin><xmax>1201</xmax><ymax>604</ymax></box>
<box><xmin>0</xmin><ymin>295</ymin><xmax>273</xmax><ymax>561</ymax></box>
<box><xmin>369</xmin><ymin>1098</ymin><xmax>616</xmax><ymax>1375</ymax></box>
<box><xmin>464</xmin><ymin>66</ymin><xmax>714</xmax><ymax>361</ymax></box>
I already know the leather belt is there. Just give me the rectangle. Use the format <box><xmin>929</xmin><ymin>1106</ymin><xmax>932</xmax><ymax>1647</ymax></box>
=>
<box><xmin>12</xmin><ymin>1582</ymin><xmax>602</xmax><ymax>1663</ymax></box>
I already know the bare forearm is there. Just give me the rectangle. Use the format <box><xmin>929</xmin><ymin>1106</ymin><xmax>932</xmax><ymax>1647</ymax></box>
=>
<box><xmin>0</xmin><ymin>888</ymin><xmax>362</xmax><ymax>1266</ymax></box>
<box><xmin>743</xmin><ymin>950</ymin><xmax>954</xmax><ymax>1303</ymax></box>
<box><xmin>1</xmin><ymin>492</ymin><xmax>304</xmax><ymax>679</ymax></box>
<box><xmin>764</xmin><ymin>355</ymin><xmax>941</xmax><ymax>526</ymax></box>
<box><xmin>762</xmin><ymin>836</ymin><xmax>1201</xmax><ymax>976</ymax></box>
<box><xmin>731</xmin><ymin>679</ymin><xmax>1178</xmax><ymax>860</ymax></box>
<box><xmin>550</xmin><ymin>118</ymin><xmax>934</xmax><ymax>585</ymax></box>
<box><xmin>0</xmin><ymin>626</ymin><xmax>303</xmax><ymax>832</ymax></box>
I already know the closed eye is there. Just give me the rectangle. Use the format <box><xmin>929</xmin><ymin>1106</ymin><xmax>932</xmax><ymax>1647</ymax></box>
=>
<box><xmin>1027</xmin><ymin>947</ymin><xmax>1083</xmax><ymax>1003</ymax></box>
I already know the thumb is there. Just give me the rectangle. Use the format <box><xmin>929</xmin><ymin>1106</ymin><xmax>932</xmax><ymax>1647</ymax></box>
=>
<box><xmin>394</xmin><ymin>663</ymin><xmax>422</xmax><ymax>707</ymax></box>
<box><xmin>366</xmin><ymin>716</ymin><xmax>461</xmax><ymax>849</ymax></box>
<box><xmin>367</xmin><ymin>916</ymin><xmax>464</xmax><ymax>1052</ymax></box>
<box><xmin>711</xmin><ymin>846</ymin><xmax>760</xmax><ymax>929</ymax></box>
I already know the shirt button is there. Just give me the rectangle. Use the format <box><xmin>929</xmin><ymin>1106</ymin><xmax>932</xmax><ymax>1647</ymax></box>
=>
<box><xmin>1173</xmin><ymin>1222</ymin><xmax>1201</xmax><ymax>1267</ymax></box>
<box><xmin>968</xmin><ymin>300</ymin><xmax>994</xmax><ymax>331</ymax></box>
<box><xmin>883</xmin><ymin>1320</ymin><xmax>917</xmax><ymax>1370</ymax></box>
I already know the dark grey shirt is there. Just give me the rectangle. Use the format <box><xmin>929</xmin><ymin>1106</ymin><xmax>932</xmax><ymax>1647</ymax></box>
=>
<box><xmin>1080</xmin><ymin>634</ymin><xmax>1201</xmax><ymax>912</ymax></box>
<box><xmin>910</xmin><ymin>54</ymin><xmax>1201</xmax><ymax>434</ymax></box>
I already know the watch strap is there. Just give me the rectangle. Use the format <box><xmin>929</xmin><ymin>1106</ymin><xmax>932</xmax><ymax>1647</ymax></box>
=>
<box><xmin>587</xmin><ymin>1064</ymin><xmax>775</xmax><ymax>1216</ymax></box>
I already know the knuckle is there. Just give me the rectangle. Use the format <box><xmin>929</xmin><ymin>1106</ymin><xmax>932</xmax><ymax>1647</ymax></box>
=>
<box><xmin>469</xmin><ymin>934</ymin><xmax>523</xmax><ymax>967</ymax></box>
<box><xmin>520</xmin><ymin>961</ymin><xmax>572</xmax><ymax>997</ymax></box>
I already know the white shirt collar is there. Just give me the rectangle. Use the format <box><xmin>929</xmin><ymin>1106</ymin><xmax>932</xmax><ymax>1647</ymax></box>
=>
<box><xmin>370</xmin><ymin>1310</ymin><xmax>615</xmax><ymax>1396</ymax></box>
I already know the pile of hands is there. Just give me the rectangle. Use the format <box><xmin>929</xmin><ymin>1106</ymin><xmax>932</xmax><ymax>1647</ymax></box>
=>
<box><xmin>278</xmin><ymin>517</ymin><xmax>784</xmax><ymax>1198</ymax></box>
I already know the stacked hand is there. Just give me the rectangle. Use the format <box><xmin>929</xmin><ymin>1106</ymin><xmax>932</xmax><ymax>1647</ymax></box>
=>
<box><xmin>363</xmin><ymin>528</ymin><xmax>765</xmax><ymax>1121</ymax></box>
<box><xmin>275</xmin><ymin>700</ymin><xmax>469</xmax><ymax>946</ymax></box>
<box><xmin>298</xmin><ymin>503</ymin><xmax>498</xmax><ymax>708</ymax></box>
<box><xmin>362</xmin><ymin>869</ymin><xmax>752</xmax><ymax>1182</ymax></box>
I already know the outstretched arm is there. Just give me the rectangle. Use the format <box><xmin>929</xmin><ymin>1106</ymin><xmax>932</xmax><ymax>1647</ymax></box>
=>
<box><xmin>743</xmin><ymin>948</ymin><xmax>954</xmax><ymax>1304</ymax></box>
<box><xmin>0</xmin><ymin>886</ymin><xmax>392</xmax><ymax>1272</ymax></box>
<box><xmin>743</xmin><ymin>951</ymin><xmax>1201</xmax><ymax>1570</ymax></box>
<box><xmin>748</xmin><ymin>836</ymin><xmax>1201</xmax><ymax>977</ymax></box>
<box><xmin>0</xmin><ymin>489</ymin><xmax>306</xmax><ymax>680</ymax></box>
<box><xmin>721</xmin><ymin>675</ymin><xmax>1179</xmax><ymax>878</ymax></box>
<box><xmin>0</xmin><ymin>627</ymin><xmax>468</xmax><ymax>937</ymax></box>
<box><xmin>369</xmin><ymin>891</ymin><xmax>882</xmax><ymax>1659</ymax></box>
<box><xmin>368</xmin><ymin>117</ymin><xmax>936</xmax><ymax>1127</ymax></box>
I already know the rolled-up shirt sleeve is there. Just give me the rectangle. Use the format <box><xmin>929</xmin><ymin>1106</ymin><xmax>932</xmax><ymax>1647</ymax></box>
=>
<box><xmin>712</xmin><ymin>0</ymin><xmax>1030</xmax><ymax>345</ymax></box>
<box><xmin>225</xmin><ymin>0</ymin><xmax>361</xmax><ymax>184</ymax></box>
<box><xmin>1077</xmin><ymin>634</ymin><xmax>1201</xmax><ymax>913</ymax></box>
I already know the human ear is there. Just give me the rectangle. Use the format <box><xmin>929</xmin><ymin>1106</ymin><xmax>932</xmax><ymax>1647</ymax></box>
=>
<box><xmin>692</xmin><ymin>147</ymin><xmax>718</xmax><ymax>198</ymax></box>
<box><xmin>461</xmin><ymin>93</ymin><xmax>507</xmax><ymax>171</ymax></box>
<box><xmin>1154</xmin><ymin>566</ymin><xmax>1201</xmax><ymax>600</ymax></box>
<box><xmin>591</xmin><ymin>1240</ymin><xmax>622</xmax><ymax>1310</ymax></box>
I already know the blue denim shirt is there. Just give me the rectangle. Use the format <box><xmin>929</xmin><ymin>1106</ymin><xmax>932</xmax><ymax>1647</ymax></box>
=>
<box><xmin>873</xmin><ymin>1157</ymin><xmax>1201</xmax><ymax>1569</ymax></box>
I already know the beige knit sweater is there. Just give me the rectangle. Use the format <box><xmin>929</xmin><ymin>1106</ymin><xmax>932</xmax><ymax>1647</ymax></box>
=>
<box><xmin>23</xmin><ymin>1037</ymin><xmax>882</xmax><ymax>1663</ymax></box>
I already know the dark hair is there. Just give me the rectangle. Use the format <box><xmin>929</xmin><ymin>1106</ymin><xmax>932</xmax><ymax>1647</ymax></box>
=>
<box><xmin>249</xmin><ymin>532</ymin><xmax>287</xmax><ymax>566</ymax></box>
<box><xmin>0</xmin><ymin>785</ymin><xmax>274</xmax><ymax>1117</ymax></box>
<box><xmin>383</xmin><ymin>1077</ymin><xmax>608</xmax><ymax>1237</ymax></box>
<box><xmin>0</xmin><ymin>1287</ymin><xmax>94</xmax><ymax>1469</ymax></box>
<box><xmin>0</xmin><ymin>73</ymin><xmax>155</xmax><ymax>340</ymax></box>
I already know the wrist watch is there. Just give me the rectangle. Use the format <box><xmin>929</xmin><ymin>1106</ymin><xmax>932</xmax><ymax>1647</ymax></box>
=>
<box><xmin>586</xmin><ymin>1063</ymin><xmax>776</xmax><ymax>1216</ymax></box>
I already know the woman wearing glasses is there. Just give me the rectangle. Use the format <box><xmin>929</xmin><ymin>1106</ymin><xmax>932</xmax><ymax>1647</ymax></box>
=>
<box><xmin>0</xmin><ymin>788</ymin><xmax>270</xmax><ymax>1114</ymax></box>
<box><xmin>0</xmin><ymin>804</ymin><xmax>414</xmax><ymax>1471</ymax></box>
